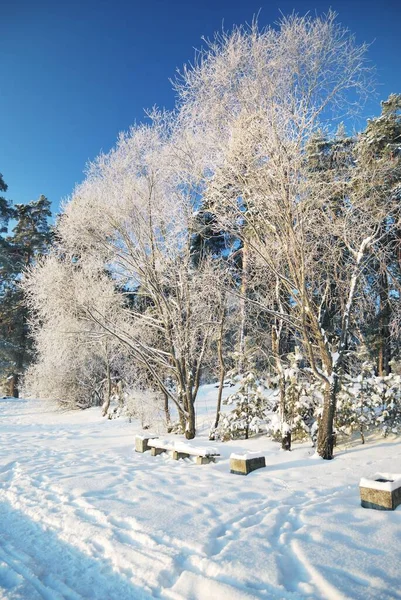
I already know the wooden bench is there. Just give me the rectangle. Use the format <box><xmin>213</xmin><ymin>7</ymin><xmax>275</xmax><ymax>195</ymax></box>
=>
<box><xmin>145</xmin><ymin>438</ymin><xmax>220</xmax><ymax>464</ymax></box>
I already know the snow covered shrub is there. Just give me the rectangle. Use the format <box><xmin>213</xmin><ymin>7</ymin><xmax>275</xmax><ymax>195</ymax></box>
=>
<box><xmin>267</xmin><ymin>382</ymin><xmax>319</xmax><ymax>445</ymax></box>
<box><xmin>335</xmin><ymin>370</ymin><xmax>401</xmax><ymax>441</ymax></box>
<box><xmin>372</xmin><ymin>374</ymin><xmax>401</xmax><ymax>436</ymax></box>
<box><xmin>266</xmin><ymin>351</ymin><xmax>321</xmax><ymax>446</ymax></box>
<box><xmin>117</xmin><ymin>388</ymin><xmax>165</xmax><ymax>430</ymax></box>
<box><xmin>217</xmin><ymin>372</ymin><xmax>268</xmax><ymax>440</ymax></box>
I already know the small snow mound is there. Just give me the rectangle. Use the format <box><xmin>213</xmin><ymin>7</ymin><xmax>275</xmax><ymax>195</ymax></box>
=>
<box><xmin>309</xmin><ymin>451</ymin><xmax>324</xmax><ymax>460</ymax></box>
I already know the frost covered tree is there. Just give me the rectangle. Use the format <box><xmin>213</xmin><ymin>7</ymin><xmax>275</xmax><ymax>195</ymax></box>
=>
<box><xmin>40</xmin><ymin>119</ymin><xmax>227</xmax><ymax>438</ymax></box>
<box><xmin>175</xmin><ymin>13</ymin><xmax>401</xmax><ymax>458</ymax></box>
<box><xmin>23</xmin><ymin>253</ymin><xmax>122</xmax><ymax>410</ymax></box>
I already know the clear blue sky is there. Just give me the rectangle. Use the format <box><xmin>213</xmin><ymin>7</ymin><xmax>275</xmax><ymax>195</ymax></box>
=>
<box><xmin>1</xmin><ymin>0</ymin><xmax>401</xmax><ymax>217</ymax></box>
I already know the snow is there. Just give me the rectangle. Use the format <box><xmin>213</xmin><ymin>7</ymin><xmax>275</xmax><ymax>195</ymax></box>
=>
<box><xmin>1</xmin><ymin>391</ymin><xmax>401</xmax><ymax>600</ymax></box>
<box><xmin>173</xmin><ymin>442</ymin><xmax>219</xmax><ymax>456</ymax></box>
<box><xmin>359</xmin><ymin>473</ymin><xmax>401</xmax><ymax>492</ymax></box>
<box><xmin>230</xmin><ymin>452</ymin><xmax>265</xmax><ymax>460</ymax></box>
<box><xmin>147</xmin><ymin>437</ymin><xmax>175</xmax><ymax>449</ymax></box>
<box><xmin>136</xmin><ymin>434</ymin><xmax>158</xmax><ymax>441</ymax></box>
<box><xmin>146</xmin><ymin>438</ymin><xmax>219</xmax><ymax>456</ymax></box>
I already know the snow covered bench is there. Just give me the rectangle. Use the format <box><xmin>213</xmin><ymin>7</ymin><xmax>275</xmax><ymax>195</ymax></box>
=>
<box><xmin>359</xmin><ymin>473</ymin><xmax>401</xmax><ymax>511</ymax></box>
<box><xmin>147</xmin><ymin>438</ymin><xmax>220</xmax><ymax>464</ymax></box>
<box><xmin>230</xmin><ymin>452</ymin><xmax>266</xmax><ymax>475</ymax></box>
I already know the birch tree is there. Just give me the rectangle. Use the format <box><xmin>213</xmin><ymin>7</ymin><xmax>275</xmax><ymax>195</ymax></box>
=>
<box><xmin>52</xmin><ymin>119</ymin><xmax>225</xmax><ymax>438</ymax></box>
<box><xmin>23</xmin><ymin>253</ymin><xmax>122</xmax><ymax>410</ymax></box>
<box><xmin>175</xmin><ymin>12</ymin><xmax>395</xmax><ymax>458</ymax></box>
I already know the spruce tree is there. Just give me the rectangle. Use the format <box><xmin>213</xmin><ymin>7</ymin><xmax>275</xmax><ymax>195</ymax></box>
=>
<box><xmin>356</xmin><ymin>94</ymin><xmax>401</xmax><ymax>375</ymax></box>
<box><xmin>190</xmin><ymin>209</ymin><xmax>231</xmax><ymax>267</ymax></box>
<box><xmin>0</xmin><ymin>173</ymin><xmax>14</xmax><ymax>232</ymax></box>
<box><xmin>218</xmin><ymin>372</ymin><xmax>267</xmax><ymax>440</ymax></box>
<box><xmin>0</xmin><ymin>195</ymin><xmax>52</xmax><ymax>396</ymax></box>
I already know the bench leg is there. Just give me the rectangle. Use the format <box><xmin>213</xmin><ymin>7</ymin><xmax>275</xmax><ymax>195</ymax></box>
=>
<box><xmin>196</xmin><ymin>456</ymin><xmax>216</xmax><ymax>465</ymax></box>
<box><xmin>151</xmin><ymin>447</ymin><xmax>166</xmax><ymax>456</ymax></box>
<box><xmin>172</xmin><ymin>451</ymin><xmax>190</xmax><ymax>460</ymax></box>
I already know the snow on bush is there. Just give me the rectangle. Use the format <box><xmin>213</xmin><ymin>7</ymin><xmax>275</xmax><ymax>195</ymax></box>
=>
<box><xmin>216</xmin><ymin>372</ymin><xmax>269</xmax><ymax>440</ymax></box>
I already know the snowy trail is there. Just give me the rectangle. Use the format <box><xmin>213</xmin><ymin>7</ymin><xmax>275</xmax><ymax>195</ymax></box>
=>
<box><xmin>1</xmin><ymin>393</ymin><xmax>400</xmax><ymax>599</ymax></box>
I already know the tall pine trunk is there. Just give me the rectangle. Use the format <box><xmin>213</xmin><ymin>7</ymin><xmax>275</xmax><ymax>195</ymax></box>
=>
<box><xmin>237</xmin><ymin>241</ymin><xmax>248</xmax><ymax>374</ymax></box>
<box><xmin>378</xmin><ymin>272</ymin><xmax>391</xmax><ymax>376</ymax></box>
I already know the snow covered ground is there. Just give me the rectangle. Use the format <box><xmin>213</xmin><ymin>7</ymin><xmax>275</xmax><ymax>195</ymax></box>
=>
<box><xmin>0</xmin><ymin>386</ymin><xmax>400</xmax><ymax>600</ymax></box>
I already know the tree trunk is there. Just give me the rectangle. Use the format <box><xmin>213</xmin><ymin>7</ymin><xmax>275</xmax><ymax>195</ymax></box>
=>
<box><xmin>317</xmin><ymin>377</ymin><xmax>339</xmax><ymax>459</ymax></box>
<box><xmin>178</xmin><ymin>407</ymin><xmax>186</xmax><ymax>433</ymax></box>
<box><xmin>11</xmin><ymin>344</ymin><xmax>26</xmax><ymax>398</ymax></box>
<box><xmin>12</xmin><ymin>310</ymin><xmax>28</xmax><ymax>399</ymax></box>
<box><xmin>185</xmin><ymin>397</ymin><xmax>196</xmax><ymax>439</ymax></box>
<box><xmin>163</xmin><ymin>391</ymin><xmax>172</xmax><ymax>431</ymax></box>
<box><xmin>9</xmin><ymin>373</ymin><xmax>18</xmax><ymax>398</ymax></box>
<box><xmin>315</xmin><ymin>236</ymin><xmax>371</xmax><ymax>459</ymax></box>
<box><xmin>279</xmin><ymin>377</ymin><xmax>291</xmax><ymax>451</ymax></box>
<box><xmin>237</xmin><ymin>241</ymin><xmax>248</xmax><ymax>374</ymax></box>
<box><xmin>281</xmin><ymin>431</ymin><xmax>291</xmax><ymax>451</ymax></box>
<box><xmin>101</xmin><ymin>361</ymin><xmax>112</xmax><ymax>417</ymax></box>
<box><xmin>378</xmin><ymin>272</ymin><xmax>391</xmax><ymax>376</ymax></box>
<box><xmin>272</xmin><ymin>325</ymin><xmax>291</xmax><ymax>450</ymax></box>
<box><xmin>210</xmin><ymin>310</ymin><xmax>226</xmax><ymax>439</ymax></box>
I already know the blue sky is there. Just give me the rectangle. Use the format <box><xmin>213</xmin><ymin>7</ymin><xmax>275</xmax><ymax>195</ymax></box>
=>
<box><xmin>1</xmin><ymin>0</ymin><xmax>401</xmax><ymax>217</ymax></box>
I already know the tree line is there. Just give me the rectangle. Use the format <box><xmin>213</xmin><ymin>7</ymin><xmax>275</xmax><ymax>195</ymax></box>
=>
<box><xmin>3</xmin><ymin>12</ymin><xmax>401</xmax><ymax>460</ymax></box>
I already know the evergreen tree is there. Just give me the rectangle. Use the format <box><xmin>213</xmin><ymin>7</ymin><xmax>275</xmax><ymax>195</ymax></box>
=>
<box><xmin>0</xmin><ymin>173</ymin><xmax>14</xmax><ymax>232</ymax></box>
<box><xmin>190</xmin><ymin>210</ymin><xmax>228</xmax><ymax>267</ymax></box>
<box><xmin>217</xmin><ymin>372</ymin><xmax>267</xmax><ymax>440</ymax></box>
<box><xmin>305</xmin><ymin>126</ymin><xmax>356</xmax><ymax>349</ymax></box>
<box><xmin>0</xmin><ymin>195</ymin><xmax>52</xmax><ymax>396</ymax></box>
<box><xmin>356</xmin><ymin>94</ymin><xmax>401</xmax><ymax>375</ymax></box>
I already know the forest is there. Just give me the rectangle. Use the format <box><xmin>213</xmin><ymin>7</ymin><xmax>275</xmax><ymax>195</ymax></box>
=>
<box><xmin>1</xmin><ymin>12</ymin><xmax>401</xmax><ymax>461</ymax></box>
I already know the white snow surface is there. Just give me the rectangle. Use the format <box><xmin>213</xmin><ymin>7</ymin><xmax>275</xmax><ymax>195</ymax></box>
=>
<box><xmin>146</xmin><ymin>438</ymin><xmax>219</xmax><ymax>456</ymax></box>
<box><xmin>230</xmin><ymin>452</ymin><xmax>265</xmax><ymax>461</ymax></box>
<box><xmin>1</xmin><ymin>386</ymin><xmax>401</xmax><ymax>600</ymax></box>
<box><xmin>359</xmin><ymin>473</ymin><xmax>401</xmax><ymax>492</ymax></box>
<box><xmin>136</xmin><ymin>434</ymin><xmax>159</xmax><ymax>441</ymax></box>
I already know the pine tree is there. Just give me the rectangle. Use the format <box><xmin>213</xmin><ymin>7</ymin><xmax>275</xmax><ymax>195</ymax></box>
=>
<box><xmin>217</xmin><ymin>372</ymin><xmax>267</xmax><ymax>440</ymax></box>
<box><xmin>0</xmin><ymin>173</ymin><xmax>14</xmax><ymax>232</ymax></box>
<box><xmin>190</xmin><ymin>210</ymin><xmax>228</xmax><ymax>267</ymax></box>
<box><xmin>356</xmin><ymin>95</ymin><xmax>401</xmax><ymax>375</ymax></box>
<box><xmin>0</xmin><ymin>195</ymin><xmax>52</xmax><ymax>396</ymax></box>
